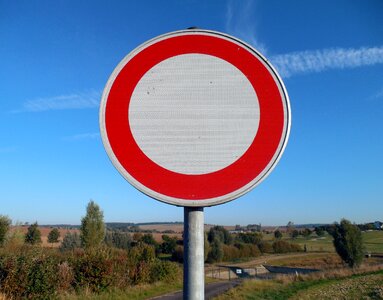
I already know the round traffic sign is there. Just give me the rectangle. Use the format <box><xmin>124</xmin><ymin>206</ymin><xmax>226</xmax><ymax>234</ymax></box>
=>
<box><xmin>100</xmin><ymin>29</ymin><xmax>290</xmax><ymax>207</ymax></box>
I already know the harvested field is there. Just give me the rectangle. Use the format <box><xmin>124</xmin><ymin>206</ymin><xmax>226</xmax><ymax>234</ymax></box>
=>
<box><xmin>10</xmin><ymin>226</ymin><xmax>79</xmax><ymax>247</ymax></box>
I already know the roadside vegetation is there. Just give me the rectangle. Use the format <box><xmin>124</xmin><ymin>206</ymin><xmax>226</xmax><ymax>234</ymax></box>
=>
<box><xmin>0</xmin><ymin>207</ymin><xmax>382</xmax><ymax>299</ymax></box>
<box><xmin>214</xmin><ymin>267</ymin><xmax>383</xmax><ymax>300</ymax></box>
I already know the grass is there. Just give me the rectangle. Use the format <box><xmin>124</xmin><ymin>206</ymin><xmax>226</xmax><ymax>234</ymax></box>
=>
<box><xmin>59</xmin><ymin>280</ymin><xmax>183</xmax><ymax>300</ymax></box>
<box><xmin>214</xmin><ymin>268</ymin><xmax>383</xmax><ymax>300</ymax></box>
<box><xmin>362</xmin><ymin>230</ymin><xmax>383</xmax><ymax>253</ymax></box>
<box><xmin>264</xmin><ymin>252</ymin><xmax>342</xmax><ymax>269</ymax></box>
<box><xmin>263</xmin><ymin>230</ymin><xmax>383</xmax><ymax>254</ymax></box>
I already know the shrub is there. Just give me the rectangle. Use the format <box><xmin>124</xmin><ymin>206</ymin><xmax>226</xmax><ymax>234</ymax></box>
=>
<box><xmin>71</xmin><ymin>247</ymin><xmax>114</xmax><ymax>293</ymax></box>
<box><xmin>331</xmin><ymin>219</ymin><xmax>364</xmax><ymax>268</ymax></box>
<box><xmin>207</xmin><ymin>240</ymin><xmax>223</xmax><ymax>263</ymax></box>
<box><xmin>104</xmin><ymin>231</ymin><xmax>132</xmax><ymax>250</ymax></box>
<box><xmin>171</xmin><ymin>246</ymin><xmax>184</xmax><ymax>263</ymax></box>
<box><xmin>0</xmin><ymin>247</ymin><xmax>59</xmax><ymax>299</ymax></box>
<box><xmin>259</xmin><ymin>241</ymin><xmax>273</xmax><ymax>253</ymax></box>
<box><xmin>48</xmin><ymin>228</ymin><xmax>60</xmax><ymax>244</ymax></box>
<box><xmin>150</xmin><ymin>260</ymin><xmax>180</xmax><ymax>283</ymax></box>
<box><xmin>272</xmin><ymin>240</ymin><xmax>302</xmax><ymax>253</ymax></box>
<box><xmin>25</xmin><ymin>223</ymin><xmax>42</xmax><ymax>245</ymax></box>
<box><xmin>60</xmin><ymin>232</ymin><xmax>81</xmax><ymax>252</ymax></box>
<box><xmin>0</xmin><ymin>216</ymin><xmax>11</xmax><ymax>246</ymax></box>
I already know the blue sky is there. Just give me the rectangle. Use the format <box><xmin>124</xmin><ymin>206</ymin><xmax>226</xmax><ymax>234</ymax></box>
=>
<box><xmin>1</xmin><ymin>0</ymin><xmax>382</xmax><ymax>226</ymax></box>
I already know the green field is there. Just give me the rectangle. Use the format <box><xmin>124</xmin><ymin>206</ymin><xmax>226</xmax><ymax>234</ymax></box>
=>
<box><xmin>263</xmin><ymin>230</ymin><xmax>383</xmax><ymax>254</ymax></box>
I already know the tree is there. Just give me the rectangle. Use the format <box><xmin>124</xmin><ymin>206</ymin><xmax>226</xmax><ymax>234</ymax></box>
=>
<box><xmin>331</xmin><ymin>219</ymin><xmax>364</xmax><ymax>268</ymax></box>
<box><xmin>47</xmin><ymin>228</ymin><xmax>60</xmax><ymax>244</ymax></box>
<box><xmin>25</xmin><ymin>222</ymin><xmax>42</xmax><ymax>245</ymax></box>
<box><xmin>291</xmin><ymin>229</ymin><xmax>299</xmax><ymax>239</ymax></box>
<box><xmin>141</xmin><ymin>233</ymin><xmax>157</xmax><ymax>246</ymax></box>
<box><xmin>208</xmin><ymin>226</ymin><xmax>232</xmax><ymax>245</ymax></box>
<box><xmin>160</xmin><ymin>235</ymin><xmax>177</xmax><ymax>254</ymax></box>
<box><xmin>302</xmin><ymin>228</ymin><xmax>312</xmax><ymax>238</ymax></box>
<box><xmin>80</xmin><ymin>200</ymin><xmax>105</xmax><ymax>249</ymax></box>
<box><xmin>274</xmin><ymin>230</ymin><xmax>282</xmax><ymax>239</ymax></box>
<box><xmin>315</xmin><ymin>226</ymin><xmax>325</xmax><ymax>237</ymax></box>
<box><xmin>60</xmin><ymin>232</ymin><xmax>81</xmax><ymax>251</ymax></box>
<box><xmin>207</xmin><ymin>239</ymin><xmax>223</xmax><ymax>263</ymax></box>
<box><xmin>286</xmin><ymin>221</ymin><xmax>295</xmax><ymax>235</ymax></box>
<box><xmin>0</xmin><ymin>215</ymin><xmax>11</xmax><ymax>246</ymax></box>
<box><xmin>104</xmin><ymin>230</ymin><xmax>132</xmax><ymax>249</ymax></box>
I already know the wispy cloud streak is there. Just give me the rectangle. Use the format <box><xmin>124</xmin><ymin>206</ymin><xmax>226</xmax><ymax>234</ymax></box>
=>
<box><xmin>270</xmin><ymin>46</ymin><xmax>383</xmax><ymax>78</ymax></box>
<box><xmin>16</xmin><ymin>90</ymin><xmax>100</xmax><ymax>113</ymax></box>
<box><xmin>62</xmin><ymin>132</ymin><xmax>100</xmax><ymax>141</ymax></box>
<box><xmin>225</xmin><ymin>0</ymin><xmax>267</xmax><ymax>54</ymax></box>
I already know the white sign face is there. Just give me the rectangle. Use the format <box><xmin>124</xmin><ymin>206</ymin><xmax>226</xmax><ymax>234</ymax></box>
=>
<box><xmin>100</xmin><ymin>29</ymin><xmax>291</xmax><ymax>207</ymax></box>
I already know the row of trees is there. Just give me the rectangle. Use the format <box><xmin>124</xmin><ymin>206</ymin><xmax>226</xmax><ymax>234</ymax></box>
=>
<box><xmin>1</xmin><ymin>203</ymin><xmax>366</xmax><ymax>270</ymax></box>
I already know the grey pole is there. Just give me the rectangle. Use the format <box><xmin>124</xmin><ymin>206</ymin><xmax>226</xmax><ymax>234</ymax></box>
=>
<box><xmin>184</xmin><ymin>207</ymin><xmax>204</xmax><ymax>300</ymax></box>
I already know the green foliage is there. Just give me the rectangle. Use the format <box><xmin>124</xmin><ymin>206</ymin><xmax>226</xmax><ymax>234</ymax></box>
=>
<box><xmin>291</xmin><ymin>229</ymin><xmax>299</xmax><ymax>239</ymax></box>
<box><xmin>302</xmin><ymin>228</ymin><xmax>312</xmax><ymax>238</ymax></box>
<box><xmin>80</xmin><ymin>200</ymin><xmax>106</xmax><ymax>249</ymax></box>
<box><xmin>0</xmin><ymin>247</ymin><xmax>59</xmax><ymax>299</ymax></box>
<box><xmin>315</xmin><ymin>226</ymin><xmax>325</xmax><ymax>237</ymax></box>
<box><xmin>274</xmin><ymin>230</ymin><xmax>282</xmax><ymax>239</ymax></box>
<box><xmin>104</xmin><ymin>230</ymin><xmax>132</xmax><ymax>250</ymax></box>
<box><xmin>207</xmin><ymin>239</ymin><xmax>224</xmax><ymax>263</ymax></box>
<box><xmin>258</xmin><ymin>241</ymin><xmax>273</xmax><ymax>253</ymax></box>
<box><xmin>0</xmin><ymin>243</ymin><xmax>181</xmax><ymax>298</ymax></box>
<box><xmin>140</xmin><ymin>233</ymin><xmax>157</xmax><ymax>246</ymax></box>
<box><xmin>159</xmin><ymin>235</ymin><xmax>177</xmax><ymax>254</ymax></box>
<box><xmin>25</xmin><ymin>222</ymin><xmax>42</xmax><ymax>245</ymax></box>
<box><xmin>331</xmin><ymin>219</ymin><xmax>364</xmax><ymax>268</ymax></box>
<box><xmin>204</xmin><ymin>233</ymin><xmax>210</xmax><ymax>262</ymax></box>
<box><xmin>236</xmin><ymin>232</ymin><xmax>263</xmax><ymax>245</ymax></box>
<box><xmin>272</xmin><ymin>240</ymin><xmax>302</xmax><ymax>253</ymax></box>
<box><xmin>0</xmin><ymin>215</ymin><xmax>11</xmax><ymax>246</ymax></box>
<box><xmin>150</xmin><ymin>260</ymin><xmax>180</xmax><ymax>283</ymax></box>
<box><xmin>48</xmin><ymin>228</ymin><xmax>60</xmax><ymax>243</ymax></box>
<box><xmin>171</xmin><ymin>246</ymin><xmax>184</xmax><ymax>263</ymax></box>
<box><xmin>61</xmin><ymin>232</ymin><xmax>81</xmax><ymax>252</ymax></box>
<box><xmin>208</xmin><ymin>226</ymin><xmax>233</xmax><ymax>245</ymax></box>
<box><xmin>71</xmin><ymin>248</ymin><xmax>114</xmax><ymax>292</ymax></box>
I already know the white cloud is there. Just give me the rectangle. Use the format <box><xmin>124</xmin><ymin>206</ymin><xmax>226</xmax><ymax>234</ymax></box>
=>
<box><xmin>15</xmin><ymin>90</ymin><xmax>100</xmax><ymax>113</ymax></box>
<box><xmin>62</xmin><ymin>132</ymin><xmax>100</xmax><ymax>141</ymax></box>
<box><xmin>225</xmin><ymin>0</ymin><xmax>267</xmax><ymax>54</ymax></box>
<box><xmin>270</xmin><ymin>46</ymin><xmax>383</xmax><ymax>78</ymax></box>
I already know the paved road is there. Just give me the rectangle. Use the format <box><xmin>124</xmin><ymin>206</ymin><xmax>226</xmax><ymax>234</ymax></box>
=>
<box><xmin>150</xmin><ymin>280</ymin><xmax>241</xmax><ymax>300</ymax></box>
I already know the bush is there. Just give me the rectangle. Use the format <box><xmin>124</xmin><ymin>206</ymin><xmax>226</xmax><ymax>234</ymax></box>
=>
<box><xmin>48</xmin><ymin>228</ymin><xmax>60</xmax><ymax>244</ymax></box>
<box><xmin>60</xmin><ymin>232</ymin><xmax>81</xmax><ymax>252</ymax></box>
<box><xmin>272</xmin><ymin>240</ymin><xmax>302</xmax><ymax>253</ymax></box>
<box><xmin>331</xmin><ymin>219</ymin><xmax>364</xmax><ymax>268</ymax></box>
<box><xmin>0</xmin><ymin>247</ymin><xmax>59</xmax><ymax>299</ymax></box>
<box><xmin>25</xmin><ymin>223</ymin><xmax>42</xmax><ymax>245</ymax></box>
<box><xmin>71</xmin><ymin>247</ymin><xmax>114</xmax><ymax>292</ymax></box>
<box><xmin>207</xmin><ymin>240</ymin><xmax>223</xmax><ymax>263</ymax></box>
<box><xmin>171</xmin><ymin>246</ymin><xmax>184</xmax><ymax>263</ymax></box>
<box><xmin>150</xmin><ymin>260</ymin><xmax>180</xmax><ymax>283</ymax></box>
<box><xmin>0</xmin><ymin>243</ymin><xmax>180</xmax><ymax>298</ymax></box>
<box><xmin>259</xmin><ymin>241</ymin><xmax>273</xmax><ymax>253</ymax></box>
<box><xmin>0</xmin><ymin>216</ymin><xmax>11</xmax><ymax>246</ymax></box>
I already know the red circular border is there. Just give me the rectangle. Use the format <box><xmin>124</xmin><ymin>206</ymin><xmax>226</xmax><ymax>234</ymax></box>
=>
<box><xmin>104</xmin><ymin>33</ymin><xmax>285</xmax><ymax>201</ymax></box>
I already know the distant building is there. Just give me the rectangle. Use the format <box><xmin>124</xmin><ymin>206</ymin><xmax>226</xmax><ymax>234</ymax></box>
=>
<box><xmin>374</xmin><ymin>221</ymin><xmax>383</xmax><ymax>230</ymax></box>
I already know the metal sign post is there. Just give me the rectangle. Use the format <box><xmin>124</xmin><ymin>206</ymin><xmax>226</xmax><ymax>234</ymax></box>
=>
<box><xmin>100</xmin><ymin>29</ymin><xmax>290</xmax><ymax>300</ymax></box>
<box><xmin>184</xmin><ymin>207</ymin><xmax>204</xmax><ymax>300</ymax></box>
